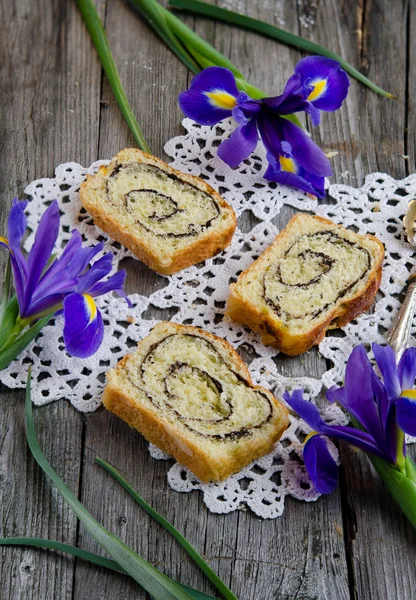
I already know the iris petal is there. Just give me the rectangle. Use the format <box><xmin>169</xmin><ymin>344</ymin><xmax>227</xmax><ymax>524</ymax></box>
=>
<box><xmin>89</xmin><ymin>270</ymin><xmax>132</xmax><ymax>307</ymax></box>
<box><xmin>303</xmin><ymin>434</ymin><xmax>339</xmax><ymax>494</ymax></box>
<box><xmin>398</xmin><ymin>347</ymin><xmax>416</xmax><ymax>390</ymax></box>
<box><xmin>284</xmin><ymin>389</ymin><xmax>387</xmax><ymax>458</ymax></box>
<box><xmin>217</xmin><ymin>119</ymin><xmax>258</xmax><ymax>168</ymax></box>
<box><xmin>75</xmin><ymin>254</ymin><xmax>113</xmax><ymax>293</ymax></box>
<box><xmin>279</xmin><ymin>118</ymin><xmax>332</xmax><ymax>177</ymax></box>
<box><xmin>326</xmin><ymin>385</ymin><xmax>346</xmax><ymax>404</ymax></box>
<box><xmin>63</xmin><ymin>293</ymin><xmax>104</xmax><ymax>358</ymax></box>
<box><xmin>23</xmin><ymin>200</ymin><xmax>60</xmax><ymax>315</ymax></box>
<box><xmin>372</xmin><ymin>343</ymin><xmax>401</xmax><ymax>399</ymax></box>
<box><xmin>178</xmin><ymin>67</ymin><xmax>239</xmax><ymax>126</ymax></box>
<box><xmin>295</xmin><ymin>56</ymin><xmax>350</xmax><ymax>111</ymax></box>
<box><xmin>262</xmin><ymin>74</ymin><xmax>308</xmax><ymax>114</ymax></box>
<box><xmin>8</xmin><ymin>199</ymin><xmax>28</xmax><ymax>248</ymax></box>
<box><xmin>283</xmin><ymin>389</ymin><xmax>326</xmax><ymax>431</ymax></box>
<box><xmin>34</xmin><ymin>230</ymin><xmax>83</xmax><ymax>300</ymax></box>
<box><xmin>396</xmin><ymin>394</ymin><xmax>416</xmax><ymax>436</ymax></box>
<box><xmin>66</xmin><ymin>242</ymin><xmax>105</xmax><ymax>278</ymax></box>
<box><xmin>344</xmin><ymin>345</ymin><xmax>385</xmax><ymax>446</ymax></box>
<box><xmin>264</xmin><ymin>163</ymin><xmax>326</xmax><ymax>198</ymax></box>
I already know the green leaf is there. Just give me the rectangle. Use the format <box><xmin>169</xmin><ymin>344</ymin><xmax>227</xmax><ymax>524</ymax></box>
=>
<box><xmin>76</xmin><ymin>0</ymin><xmax>152</xmax><ymax>152</ymax></box>
<box><xmin>0</xmin><ymin>257</ymin><xmax>12</xmax><ymax>327</ymax></box>
<box><xmin>96</xmin><ymin>457</ymin><xmax>238</xmax><ymax>600</ymax></box>
<box><xmin>0</xmin><ymin>538</ymin><xmax>219</xmax><ymax>600</ymax></box>
<box><xmin>170</xmin><ymin>0</ymin><xmax>394</xmax><ymax>98</ymax></box>
<box><xmin>368</xmin><ymin>454</ymin><xmax>416</xmax><ymax>529</ymax></box>
<box><xmin>0</xmin><ymin>314</ymin><xmax>52</xmax><ymax>371</ymax></box>
<box><xmin>0</xmin><ymin>295</ymin><xmax>19</xmax><ymax>351</ymax></box>
<box><xmin>127</xmin><ymin>0</ymin><xmax>201</xmax><ymax>74</ymax></box>
<box><xmin>405</xmin><ymin>456</ymin><xmax>416</xmax><ymax>484</ymax></box>
<box><xmin>24</xmin><ymin>371</ymin><xmax>193</xmax><ymax>600</ymax></box>
<box><xmin>160</xmin><ymin>6</ymin><xmax>244</xmax><ymax>78</ymax></box>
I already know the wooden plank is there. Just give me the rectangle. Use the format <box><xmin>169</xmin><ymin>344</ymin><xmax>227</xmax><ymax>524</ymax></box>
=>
<box><xmin>300</xmin><ymin>0</ymin><xmax>416</xmax><ymax>598</ymax></box>
<box><xmin>407</xmin><ymin>0</ymin><xmax>415</xmax><ymax>172</ymax></box>
<box><xmin>71</xmin><ymin>1</ymin><xmax>201</xmax><ymax>598</ymax></box>
<box><xmin>1</xmin><ymin>0</ymin><xmax>415</xmax><ymax>598</ymax></box>
<box><xmin>306</xmin><ymin>0</ymin><xmax>409</xmax><ymax>188</ymax></box>
<box><xmin>0</xmin><ymin>0</ymin><xmax>103</xmax><ymax>598</ymax></box>
<box><xmin>73</xmin><ymin>1</ymin><xmax>349</xmax><ymax>599</ymax></box>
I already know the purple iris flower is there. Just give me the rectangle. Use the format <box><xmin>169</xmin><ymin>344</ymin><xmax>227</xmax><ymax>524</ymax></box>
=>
<box><xmin>0</xmin><ymin>199</ymin><xmax>130</xmax><ymax>359</ymax></box>
<box><xmin>178</xmin><ymin>57</ymin><xmax>349</xmax><ymax>199</ymax></box>
<box><xmin>284</xmin><ymin>344</ymin><xmax>416</xmax><ymax>494</ymax></box>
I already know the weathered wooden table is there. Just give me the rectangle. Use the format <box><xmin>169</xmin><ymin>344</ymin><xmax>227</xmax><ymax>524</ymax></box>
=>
<box><xmin>1</xmin><ymin>1</ymin><xmax>416</xmax><ymax>598</ymax></box>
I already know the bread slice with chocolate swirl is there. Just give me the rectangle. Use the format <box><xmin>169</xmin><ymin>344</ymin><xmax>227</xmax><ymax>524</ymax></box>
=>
<box><xmin>80</xmin><ymin>149</ymin><xmax>236</xmax><ymax>275</ymax></box>
<box><xmin>227</xmin><ymin>214</ymin><xmax>384</xmax><ymax>356</ymax></box>
<box><xmin>103</xmin><ymin>322</ymin><xmax>289</xmax><ymax>482</ymax></box>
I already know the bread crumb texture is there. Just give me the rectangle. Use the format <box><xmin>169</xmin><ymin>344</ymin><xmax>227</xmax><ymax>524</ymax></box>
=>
<box><xmin>226</xmin><ymin>214</ymin><xmax>384</xmax><ymax>355</ymax></box>
<box><xmin>79</xmin><ymin>149</ymin><xmax>236</xmax><ymax>274</ymax></box>
<box><xmin>103</xmin><ymin>322</ymin><xmax>289</xmax><ymax>482</ymax></box>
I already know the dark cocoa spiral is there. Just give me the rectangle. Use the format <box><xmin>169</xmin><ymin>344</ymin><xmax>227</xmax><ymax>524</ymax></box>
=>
<box><xmin>126</xmin><ymin>333</ymin><xmax>274</xmax><ymax>440</ymax></box>
<box><xmin>106</xmin><ymin>162</ymin><xmax>220</xmax><ymax>238</ymax></box>
<box><xmin>263</xmin><ymin>230</ymin><xmax>372</xmax><ymax>322</ymax></box>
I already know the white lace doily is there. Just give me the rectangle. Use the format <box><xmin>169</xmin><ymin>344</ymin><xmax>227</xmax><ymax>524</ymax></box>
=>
<box><xmin>2</xmin><ymin>117</ymin><xmax>416</xmax><ymax>518</ymax></box>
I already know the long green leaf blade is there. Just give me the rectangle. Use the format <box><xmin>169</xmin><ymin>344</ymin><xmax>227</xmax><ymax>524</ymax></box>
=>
<box><xmin>0</xmin><ymin>314</ymin><xmax>52</xmax><ymax>371</ymax></box>
<box><xmin>76</xmin><ymin>0</ymin><xmax>152</xmax><ymax>152</ymax></box>
<box><xmin>160</xmin><ymin>6</ymin><xmax>244</xmax><ymax>78</ymax></box>
<box><xmin>0</xmin><ymin>257</ymin><xmax>12</xmax><ymax>327</ymax></box>
<box><xmin>24</xmin><ymin>372</ymin><xmax>193</xmax><ymax>600</ymax></box>
<box><xmin>0</xmin><ymin>538</ymin><xmax>218</xmax><ymax>600</ymax></box>
<box><xmin>0</xmin><ymin>295</ymin><xmax>19</xmax><ymax>351</ymax></box>
<box><xmin>96</xmin><ymin>457</ymin><xmax>238</xmax><ymax>600</ymax></box>
<box><xmin>170</xmin><ymin>0</ymin><xmax>394</xmax><ymax>98</ymax></box>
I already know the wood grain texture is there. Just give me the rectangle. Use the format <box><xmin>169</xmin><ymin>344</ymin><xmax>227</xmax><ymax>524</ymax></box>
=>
<box><xmin>0</xmin><ymin>0</ymin><xmax>415</xmax><ymax>598</ymax></box>
<box><xmin>0</xmin><ymin>0</ymin><xmax>102</xmax><ymax>598</ymax></box>
<box><xmin>304</xmin><ymin>1</ymin><xmax>416</xmax><ymax>598</ymax></box>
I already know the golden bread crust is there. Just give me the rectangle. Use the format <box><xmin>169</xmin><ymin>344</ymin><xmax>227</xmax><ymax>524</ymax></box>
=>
<box><xmin>79</xmin><ymin>149</ymin><xmax>237</xmax><ymax>275</ymax></box>
<box><xmin>226</xmin><ymin>214</ymin><xmax>384</xmax><ymax>356</ymax></box>
<box><xmin>103</xmin><ymin>322</ymin><xmax>289</xmax><ymax>482</ymax></box>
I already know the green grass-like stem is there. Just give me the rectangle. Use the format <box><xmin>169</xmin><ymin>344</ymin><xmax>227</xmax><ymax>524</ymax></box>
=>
<box><xmin>0</xmin><ymin>295</ymin><xmax>19</xmax><ymax>351</ymax></box>
<box><xmin>170</xmin><ymin>0</ymin><xmax>394</xmax><ymax>98</ymax></box>
<box><xmin>368</xmin><ymin>455</ymin><xmax>416</xmax><ymax>529</ymax></box>
<box><xmin>24</xmin><ymin>370</ymin><xmax>193</xmax><ymax>600</ymax></box>
<box><xmin>0</xmin><ymin>538</ymin><xmax>218</xmax><ymax>600</ymax></box>
<box><xmin>96</xmin><ymin>457</ymin><xmax>238</xmax><ymax>600</ymax></box>
<box><xmin>0</xmin><ymin>257</ymin><xmax>12</xmax><ymax>328</ymax></box>
<box><xmin>0</xmin><ymin>314</ymin><xmax>52</xmax><ymax>370</ymax></box>
<box><xmin>76</xmin><ymin>0</ymin><xmax>152</xmax><ymax>152</ymax></box>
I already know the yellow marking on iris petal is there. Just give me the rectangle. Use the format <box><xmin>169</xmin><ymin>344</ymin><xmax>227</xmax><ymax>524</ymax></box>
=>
<box><xmin>304</xmin><ymin>431</ymin><xmax>318</xmax><ymax>444</ymax></box>
<box><xmin>279</xmin><ymin>156</ymin><xmax>298</xmax><ymax>174</ymax></box>
<box><xmin>401</xmin><ymin>389</ymin><xmax>416</xmax><ymax>399</ymax></box>
<box><xmin>0</xmin><ymin>236</ymin><xmax>9</xmax><ymax>246</ymax></box>
<box><xmin>83</xmin><ymin>294</ymin><xmax>97</xmax><ymax>324</ymax></box>
<box><xmin>307</xmin><ymin>79</ymin><xmax>327</xmax><ymax>102</ymax></box>
<box><xmin>205</xmin><ymin>90</ymin><xmax>237</xmax><ymax>110</ymax></box>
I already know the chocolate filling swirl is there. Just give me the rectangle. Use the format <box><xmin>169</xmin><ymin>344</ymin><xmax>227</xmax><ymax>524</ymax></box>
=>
<box><xmin>106</xmin><ymin>162</ymin><xmax>221</xmax><ymax>238</ymax></box>
<box><xmin>126</xmin><ymin>333</ymin><xmax>274</xmax><ymax>440</ymax></box>
<box><xmin>263</xmin><ymin>230</ymin><xmax>372</xmax><ymax>322</ymax></box>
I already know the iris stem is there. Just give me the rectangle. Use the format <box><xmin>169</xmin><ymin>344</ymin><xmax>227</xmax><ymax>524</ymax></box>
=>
<box><xmin>0</xmin><ymin>317</ymin><xmax>29</xmax><ymax>351</ymax></box>
<box><xmin>395</xmin><ymin>429</ymin><xmax>406</xmax><ymax>474</ymax></box>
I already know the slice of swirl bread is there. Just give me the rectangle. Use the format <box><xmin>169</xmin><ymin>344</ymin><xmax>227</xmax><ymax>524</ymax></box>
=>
<box><xmin>226</xmin><ymin>214</ymin><xmax>384</xmax><ymax>356</ymax></box>
<box><xmin>80</xmin><ymin>149</ymin><xmax>236</xmax><ymax>275</ymax></box>
<box><xmin>103</xmin><ymin>322</ymin><xmax>289</xmax><ymax>482</ymax></box>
